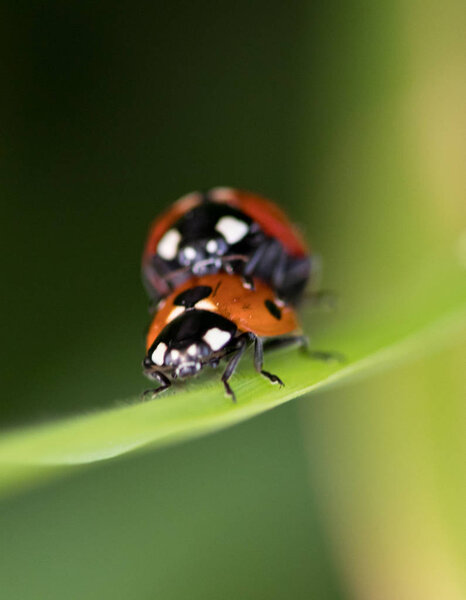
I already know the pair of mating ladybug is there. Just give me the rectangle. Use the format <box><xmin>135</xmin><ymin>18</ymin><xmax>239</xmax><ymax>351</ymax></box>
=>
<box><xmin>142</xmin><ymin>187</ymin><xmax>312</xmax><ymax>401</ymax></box>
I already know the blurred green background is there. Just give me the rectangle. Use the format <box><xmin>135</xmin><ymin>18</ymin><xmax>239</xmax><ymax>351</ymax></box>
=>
<box><xmin>1</xmin><ymin>1</ymin><xmax>464</xmax><ymax>599</ymax></box>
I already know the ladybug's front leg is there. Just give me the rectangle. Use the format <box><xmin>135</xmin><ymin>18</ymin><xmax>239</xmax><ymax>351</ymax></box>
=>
<box><xmin>253</xmin><ymin>336</ymin><xmax>284</xmax><ymax>387</ymax></box>
<box><xmin>221</xmin><ymin>333</ymin><xmax>252</xmax><ymax>402</ymax></box>
<box><xmin>142</xmin><ymin>371</ymin><xmax>171</xmax><ymax>399</ymax></box>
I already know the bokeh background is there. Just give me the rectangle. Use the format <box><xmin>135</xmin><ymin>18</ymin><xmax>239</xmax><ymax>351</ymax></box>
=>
<box><xmin>1</xmin><ymin>1</ymin><xmax>465</xmax><ymax>599</ymax></box>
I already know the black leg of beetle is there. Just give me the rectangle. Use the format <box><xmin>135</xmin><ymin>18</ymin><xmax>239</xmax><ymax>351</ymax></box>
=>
<box><xmin>142</xmin><ymin>372</ymin><xmax>171</xmax><ymax>399</ymax></box>
<box><xmin>280</xmin><ymin>257</ymin><xmax>312</xmax><ymax>303</ymax></box>
<box><xmin>243</xmin><ymin>241</ymin><xmax>268</xmax><ymax>277</ymax></box>
<box><xmin>263</xmin><ymin>335</ymin><xmax>309</xmax><ymax>352</ymax></box>
<box><xmin>221</xmin><ymin>334</ymin><xmax>251</xmax><ymax>403</ymax></box>
<box><xmin>254</xmin><ymin>337</ymin><xmax>284</xmax><ymax>387</ymax></box>
<box><xmin>271</xmin><ymin>246</ymin><xmax>288</xmax><ymax>291</ymax></box>
<box><xmin>247</xmin><ymin>239</ymin><xmax>287</xmax><ymax>294</ymax></box>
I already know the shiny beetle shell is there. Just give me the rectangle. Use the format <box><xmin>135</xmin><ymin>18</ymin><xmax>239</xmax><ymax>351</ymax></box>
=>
<box><xmin>142</xmin><ymin>188</ymin><xmax>311</xmax><ymax>305</ymax></box>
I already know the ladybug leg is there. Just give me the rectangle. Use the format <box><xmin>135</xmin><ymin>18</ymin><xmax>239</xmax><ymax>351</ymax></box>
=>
<box><xmin>245</xmin><ymin>239</ymin><xmax>287</xmax><ymax>294</ymax></box>
<box><xmin>264</xmin><ymin>336</ymin><xmax>344</xmax><ymax>363</ymax></box>
<box><xmin>253</xmin><ymin>337</ymin><xmax>284</xmax><ymax>387</ymax></box>
<box><xmin>142</xmin><ymin>372</ymin><xmax>171</xmax><ymax>399</ymax></box>
<box><xmin>280</xmin><ymin>257</ymin><xmax>312</xmax><ymax>303</ymax></box>
<box><xmin>221</xmin><ymin>333</ymin><xmax>252</xmax><ymax>403</ymax></box>
<box><xmin>263</xmin><ymin>334</ymin><xmax>309</xmax><ymax>352</ymax></box>
<box><xmin>271</xmin><ymin>246</ymin><xmax>288</xmax><ymax>290</ymax></box>
<box><xmin>243</xmin><ymin>241</ymin><xmax>269</xmax><ymax>277</ymax></box>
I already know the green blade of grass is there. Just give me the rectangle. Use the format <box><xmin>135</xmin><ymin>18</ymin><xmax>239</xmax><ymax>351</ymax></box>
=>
<box><xmin>0</xmin><ymin>259</ymin><xmax>464</xmax><ymax>499</ymax></box>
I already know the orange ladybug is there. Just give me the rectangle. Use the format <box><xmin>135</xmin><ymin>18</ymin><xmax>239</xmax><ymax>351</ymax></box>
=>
<box><xmin>143</xmin><ymin>273</ymin><xmax>307</xmax><ymax>401</ymax></box>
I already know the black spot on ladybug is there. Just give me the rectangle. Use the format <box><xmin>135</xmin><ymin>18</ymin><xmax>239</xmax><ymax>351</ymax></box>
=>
<box><xmin>174</xmin><ymin>285</ymin><xmax>212</xmax><ymax>308</ymax></box>
<box><xmin>265</xmin><ymin>299</ymin><xmax>282</xmax><ymax>320</ymax></box>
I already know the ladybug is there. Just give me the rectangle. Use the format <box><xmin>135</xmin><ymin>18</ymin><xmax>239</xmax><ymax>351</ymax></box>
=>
<box><xmin>142</xmin><ymin>188</ymin><xmax>311</xmax><ymax>306</ymax></box>
<box><xmin>143</xmin><ymin>273</ymin><xmax>307</xmax><ymax>402</ymax></box>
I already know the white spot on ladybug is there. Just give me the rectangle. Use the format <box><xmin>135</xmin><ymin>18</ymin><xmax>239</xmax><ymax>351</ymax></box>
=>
<box><xmin>170</xmin><ymin>349</ymin><xmax>180</xmax><ymax>360</ymax></box>
<box><xmin>157</xmin><ymin>229</ymin><xmax>181</xmax><ymax>260</ymax></box>
<box><xmin>195</xmin><ymin>299</ymin><xmax>217</xmax><ymax>311</ymax></box>
<box><xmin>187</xmin><ymin>344</ymin><xmax>198</xmax><ymax>357</ymax></box>
<box><xmin>215</xmin><ymin>216</ymin><xmax>249</xmax><ymax>245</ymax></box>
<box><xmin>182</xmin><ymin>246</ymin><xmax>197</xmax><ymax>261</ymax></box>
<box><xmin>203</xmin><ymin>328</ymin><xmax>232</xmax><ymax>351</ymax></box>
<box><xmin>151</xmin><ymin>342</ymin><xmax>167</xmax><ymax>366</ymax></box>
<box><xmin>206</xmin><ymin>239</ymin><xmax>218</xmax><ymax>254</ymax></box>
<box><xmin>167</xmin><ymin>306</ymin><xmax>185</xmax><ymax>323</ymax></box>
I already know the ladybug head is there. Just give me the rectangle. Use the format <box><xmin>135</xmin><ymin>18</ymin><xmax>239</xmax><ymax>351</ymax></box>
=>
<box><xmin>173</xmin><ymin>202</ymin><xmax>256</xmax><ymax>275</ymax></box>
<box><xmin>178</xmin><ymin>237</ymin><xmax>229</xmax><ymax>275</ymax></box>
<box><xmin>143</xmin><ymin>310</ymin><xmax>237</xmax><ymax>380</ymax></box>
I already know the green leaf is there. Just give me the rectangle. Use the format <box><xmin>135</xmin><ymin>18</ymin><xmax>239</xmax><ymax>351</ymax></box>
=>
<box><xmin>0</xmin><ymin>260</ymin><xmax>464</xmax><ymax>497</ymax></box>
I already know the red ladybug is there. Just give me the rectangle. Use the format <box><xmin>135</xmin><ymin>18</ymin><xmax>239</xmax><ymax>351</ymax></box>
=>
<box><xmin>142</xmin><ymin>188</ymin><xmax>311</xmax><ymax>306</ymax></box>
<box><xmin>143</xmin><ymin>273</ymin><xmax>306</xmax><ymax>402</ymax></box>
